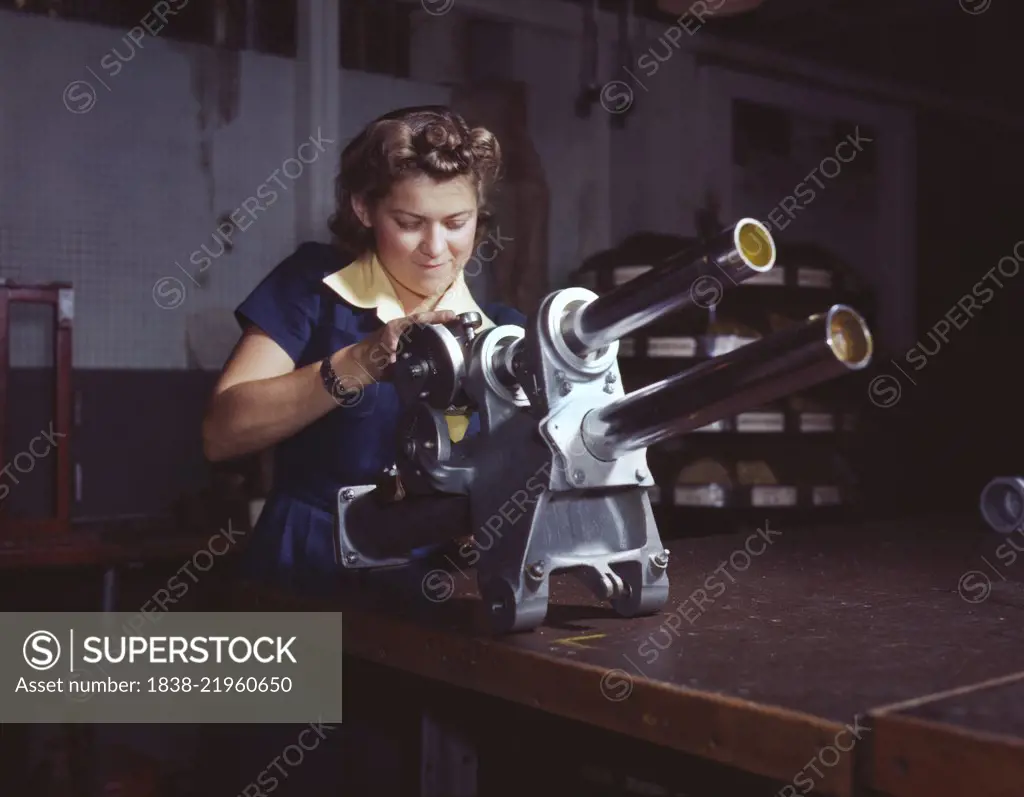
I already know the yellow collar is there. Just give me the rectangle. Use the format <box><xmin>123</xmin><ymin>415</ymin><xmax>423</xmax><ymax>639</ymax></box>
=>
<box><xmin>322</xmin><ymin>252</ymin><xmax>493</xmax><ymax>329</ymax></box>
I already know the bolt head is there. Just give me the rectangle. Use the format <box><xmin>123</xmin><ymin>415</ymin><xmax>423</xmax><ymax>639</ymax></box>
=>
<box><xmin>527</xmin><ymin>562</ymin><xmax>545</xmax><ymax>579</ymax></box>
<box><xmin>560</xmin><ymin>381</ymin><xmax>573</xmax><ymax>396</ymax></box>
<box><xmin>459</xmin><ymin>311</ymin><xmax>482</xmax><ymax>329</ymax></box>
<box><xmin>345</xmin><ymin>552</ymin><xmax>358</xmax><ymax>564</ymax></box>
<box><xmin>341</xmin><ymin>488</ymin><xmax>355</xmax><ymax>501</ymax></box>
<box><xmin>603</xmin><ymin>383</ymin><xmax>615</xmax><ymax>394</ymax></box>
<box><xmin>572</xmin><ymin>469</ymin><xmax>586</xmax><ymax>485</ymax></box>
<box><xmin>635</xmin><ymin>470</ymin><xmax>646</xmax><ymax>482</ymax></box>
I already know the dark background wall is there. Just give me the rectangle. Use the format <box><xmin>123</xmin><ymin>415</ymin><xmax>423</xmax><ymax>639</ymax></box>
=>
<box><xmin>861</xmin><ymin>111</ymin><xmax>1024</xmax><ymax>514</ymax></box>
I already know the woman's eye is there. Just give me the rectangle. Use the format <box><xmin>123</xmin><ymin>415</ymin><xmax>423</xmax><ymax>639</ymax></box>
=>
<box><xmin>395</xmin><ymin>218</ymin><xmax>468</xmax><ymax>232</ymax></box>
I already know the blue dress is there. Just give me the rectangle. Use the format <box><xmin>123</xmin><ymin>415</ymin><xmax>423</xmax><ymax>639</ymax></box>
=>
<box><xmin>232</xmin><ymin>241</ymin><xmax>526</xmax><ymax>595</ymax></box>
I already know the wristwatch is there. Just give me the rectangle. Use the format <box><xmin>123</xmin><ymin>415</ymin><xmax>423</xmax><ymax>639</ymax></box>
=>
<box><xmin>320</xmin><ymin>356</ymin><xmax>352</xmax><ymax>406</ymax></box>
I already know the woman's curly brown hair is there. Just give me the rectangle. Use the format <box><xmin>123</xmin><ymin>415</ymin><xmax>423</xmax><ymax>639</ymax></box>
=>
<box><xmin>328</xmin><ymin>105</ymin><xmax>503</xmax><ymax>257</ymax></box>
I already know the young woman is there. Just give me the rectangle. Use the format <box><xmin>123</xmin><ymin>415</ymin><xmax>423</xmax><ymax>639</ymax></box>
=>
<box><xmin>203</xmin><ymin>105</ymin><xmax>525</xmax><ymax>594</ymax></box>
<box><xmin>198</xmin><ymin>107</ymin><xmax>525</xmax><ymax>795</ymax></box>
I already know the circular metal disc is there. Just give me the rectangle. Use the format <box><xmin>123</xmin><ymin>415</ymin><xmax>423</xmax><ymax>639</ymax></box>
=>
<box><xmin>393</xmin><ymin>323</ymin><xmax>466</xmax><ymax>409</ymax></box>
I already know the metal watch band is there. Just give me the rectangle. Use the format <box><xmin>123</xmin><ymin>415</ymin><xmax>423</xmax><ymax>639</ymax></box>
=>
<box><xmin>320</xmin><ymin>356</ymin><xmax>347</xmax><ymax>405</ymax></box>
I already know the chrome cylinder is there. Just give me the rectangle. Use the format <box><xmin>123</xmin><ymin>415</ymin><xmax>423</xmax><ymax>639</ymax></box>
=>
<box><xmin>566</xmin><ymin>218</ymin><xmax>775</xmax><ymax>356</ymax></box>
<box><xmin>980</xmin><ymin>477</ymin><xmax>1024</xmax><ymax>534</ymax></box>
<box><xmin>581</xmin><ymin>305</ymin><xmax>873</xmax><ymax>461</ymax></box>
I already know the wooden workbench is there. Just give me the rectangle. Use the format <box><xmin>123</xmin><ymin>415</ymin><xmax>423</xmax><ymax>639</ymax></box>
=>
<box><xmin>0</xmin><ymin>516</ymin><xmax>248</xmax><ymax>611</ymax></box>
<box><xmin>0</xmin><ymin>517</ymin><xmax>251</xmax><ymax>796</ymax></box>
<box><xmin>0</xmin><ymin>512</ymin><xmax>249</xmax><ymax>568</ymax></box>
<box><xmin>232</xmin><ymin>514</ymin><xmax>1024</xmax><ymax>796</ymax></box>
<box><xmin>869</xmin><ymin>673</ymin><xmax>1024</xmax><ymax>797</ymax></box>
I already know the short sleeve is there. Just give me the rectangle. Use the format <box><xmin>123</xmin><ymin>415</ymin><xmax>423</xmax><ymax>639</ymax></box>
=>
<box><xmin>235</xmin><ymin>243</ymin><xmax>330</xmax><ymax>363</ymax></box>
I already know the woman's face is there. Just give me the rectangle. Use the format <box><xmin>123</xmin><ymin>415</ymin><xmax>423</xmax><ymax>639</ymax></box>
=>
<box><xmin>356</xmin><ymin>174</ymin><xmax>479</xmax><ymax>303</ymax></box>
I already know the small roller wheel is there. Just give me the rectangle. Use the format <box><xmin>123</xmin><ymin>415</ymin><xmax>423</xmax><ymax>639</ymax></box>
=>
<box><xmin>611</xmin><ymin>576</ymin><xmax>669</xmax><ymax>618</ymax></box>
<box><xmin>478</xmin><ymin>577</ymin><xmax>547</xmax><ymax>633</ymax></box>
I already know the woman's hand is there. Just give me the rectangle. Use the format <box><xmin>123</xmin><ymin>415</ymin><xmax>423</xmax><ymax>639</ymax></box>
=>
<box><xmin>341</xmin><ymin>309</ymin><xmax>457</xmax><ymax>382</ymax></box>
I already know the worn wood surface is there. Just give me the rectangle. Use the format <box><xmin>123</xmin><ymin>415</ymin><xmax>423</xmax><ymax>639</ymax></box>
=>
<box><xmin>0</xmin><ymin>518</ymin><xmax>245</xmax><ymax>568</ymax></box>
<box><xmin>869</xmin><ymin>672</ymin><xmax>1024</xmax><ymax>797</ymax></box>
<box><xmin>235</xmin><ymin>516</ymin><xmax>1024</xmax><ymax>796</ymax></box>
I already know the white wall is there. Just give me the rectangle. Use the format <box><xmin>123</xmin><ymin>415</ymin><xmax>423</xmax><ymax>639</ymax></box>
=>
<box><xmin>2</xmin><ymin>4</ymin><xmax>917</xmax><ymax>371</ymax></box>
<box><xmin>511</xmin><ymin>22</ymin><xmax>617</xmax><ymax>289</ymax></box>
<box><xmin>0</xmin><ymin>9</ymin><xmax>449</xmax><ymax>370</ymax></box>
<box><xmin>605</xmin><ymin>34</ymin><xmax>704</xmax><ymax>243</ymax></box>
